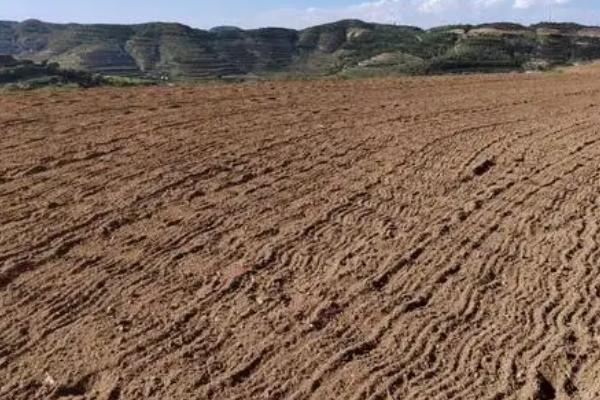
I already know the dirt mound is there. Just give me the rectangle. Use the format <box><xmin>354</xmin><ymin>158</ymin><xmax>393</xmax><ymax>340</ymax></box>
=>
<box><xmin>2</xmin><ymin>70</ymin><xmax>600</xmax><ymax>399</ymax></box>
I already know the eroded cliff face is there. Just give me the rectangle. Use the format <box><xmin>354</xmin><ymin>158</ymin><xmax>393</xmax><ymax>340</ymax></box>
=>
<box><xmin>3</xmin><ymin>19</ymin><xmax>600</xmax><ymax>78</ymax></box>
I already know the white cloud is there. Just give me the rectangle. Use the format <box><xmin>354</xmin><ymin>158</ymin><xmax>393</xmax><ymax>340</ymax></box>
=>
<box><xmin>418</xmin><ymin>0</ymin><xmax>447</xmax><ymax>13</ymax></box>
<box><xmin>247</xmin><ymin>0</ymin><xmax>581</xmax><ymax>29</ymax></box>
<box><xmin>513</xmin><ymin>0</ymin><xmax>571</xmax><ymax>9</ymax></box>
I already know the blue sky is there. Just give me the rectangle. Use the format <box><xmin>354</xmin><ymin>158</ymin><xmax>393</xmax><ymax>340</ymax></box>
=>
<box><xmin>1</xmin><ymin>0</ymin><xmax>599</xmax><ymax>29</ymax></box>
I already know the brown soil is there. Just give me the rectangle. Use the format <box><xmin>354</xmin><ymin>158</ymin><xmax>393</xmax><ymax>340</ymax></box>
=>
<box><xmin>2</xmin><ymin>70</ymin><xmax>600</xmax><ymax>400</ymax></box>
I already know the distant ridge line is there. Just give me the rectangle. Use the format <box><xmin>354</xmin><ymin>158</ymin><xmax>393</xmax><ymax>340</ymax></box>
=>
<box><xmin>2</xmin><ymin>19</ymin><xmax>600</xmax><ymax>79</ymax></box>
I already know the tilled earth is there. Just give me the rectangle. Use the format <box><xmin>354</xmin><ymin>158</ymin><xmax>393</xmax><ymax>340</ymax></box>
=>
<box><xmin>2</xmin><ymin>69</ymin><xmax>600</xmax><ymax>400</ymax></box>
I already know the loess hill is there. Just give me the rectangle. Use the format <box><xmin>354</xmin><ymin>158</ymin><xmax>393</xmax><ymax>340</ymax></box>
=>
<box><xmin>3</xmin><ymin>19</ymin><xmax>600</xmax><ymax>79</ymax></box>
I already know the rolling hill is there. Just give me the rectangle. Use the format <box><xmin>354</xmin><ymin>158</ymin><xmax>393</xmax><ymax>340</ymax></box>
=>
<box><xmin>3</xmin><ymin>19</ymin><xmax>600</xmax><ymax>79</ymax></box>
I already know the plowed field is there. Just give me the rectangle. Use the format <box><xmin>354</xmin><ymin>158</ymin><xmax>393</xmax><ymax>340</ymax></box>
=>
<box><xmin>2</xmin><ymin>69</ymin><xmax>600</xmax><ymax>399</ymax></box>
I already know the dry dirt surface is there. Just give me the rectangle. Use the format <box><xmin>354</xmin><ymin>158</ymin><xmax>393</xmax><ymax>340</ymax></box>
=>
<box><xmin>2</xmin><ymin>69</ymin><xmax>600</xmax><ymax>400</ymax></box>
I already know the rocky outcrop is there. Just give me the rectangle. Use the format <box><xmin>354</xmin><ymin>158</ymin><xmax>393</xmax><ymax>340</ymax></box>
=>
<box><xmin>0</xmin><ymin>54</ymin><xmax>19</xmax><ymax>67</ymax></box>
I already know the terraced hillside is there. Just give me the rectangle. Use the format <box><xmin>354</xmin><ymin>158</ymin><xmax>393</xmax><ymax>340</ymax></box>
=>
<box><xmin>3</xmin><ymin>19</ymin><xmax>600</xmax><ymax>78</ymax></box>
<box><xmin>3</xmin><ymin>66</ymin><xmax>600</xmax><ymax>399</ymax></box>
